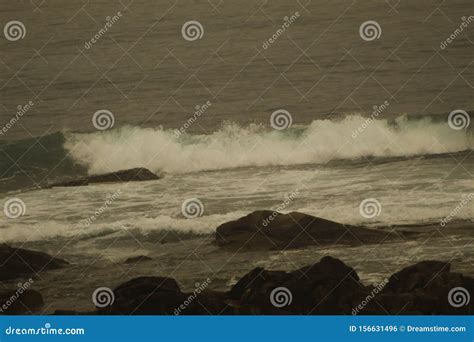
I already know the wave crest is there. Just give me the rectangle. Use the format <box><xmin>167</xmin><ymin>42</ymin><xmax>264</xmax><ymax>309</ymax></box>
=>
<box><xmin>64</xmin><ymin>115</ymin><xmax>473</xmax><ymax>174</ymax></box>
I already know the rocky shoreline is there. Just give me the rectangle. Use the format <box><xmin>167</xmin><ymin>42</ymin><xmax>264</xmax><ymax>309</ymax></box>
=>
<box><xmin>0</xmin><ymin>211</ymin><xmax>472</xmax><ymax>315</ymax></box>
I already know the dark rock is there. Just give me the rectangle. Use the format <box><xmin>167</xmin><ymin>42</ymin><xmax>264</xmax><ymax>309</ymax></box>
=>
<box><xmin>48</xmin><ymin>167</ymin><xmax>160</xmax><ymax>188</ymax></box>
<box><xmin>361</xmin><ymin>260</ymin><xmax>474</xmax><ymax>315</ymax></box>
<box><xmin>97</xmin><ymin>276</ymin><xmax>231</xmax><ymax>315</ymax></box>
<box><xmin>124</xmin><ymin>256</ymin><xmax>152</xmax><ymax>264</ymax></box>
<box><xmin>98</xmin><ymin>276</ymin><xmax>185</xmax><ymax>315</ymax></box>
<box><xmin>0</xmin><ymin>289</ymin><xmax>44</xmax><ymax>314</ymax></box>
<box><xmin>230</xmin><ymin>256</ymin><xmax>366</xmax><ymax>314</ymax></box>
<box><xmin>0</xmin><ymin>245</ymin><xmax>68</xmax><ymax>281</ymax></box>
<box><xmin>78</xmin><ymin>256</ymin><xmax>474</xmax><ymax>315</ymax></box>
<box><xmin>384</xmin><ymin>260</ymin><xmax>451</xmax><ymax>293</ymax></box>
<box><xmin>216</xmin><ymin>210</ymin><xmax>395</xmax><ymax>251</ymax></box>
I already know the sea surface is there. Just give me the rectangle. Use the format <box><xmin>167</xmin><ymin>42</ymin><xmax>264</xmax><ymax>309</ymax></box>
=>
<box><xmin>0</xmin><ymin>0</ymin><xmax>473</xmax><ymax>313</ymax></box>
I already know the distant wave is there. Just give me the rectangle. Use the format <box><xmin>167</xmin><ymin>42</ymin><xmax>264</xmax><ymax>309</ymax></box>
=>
<box><xmin>63</xmin><ymin>114</ymin><xmax>473</xmax><ymax>175</ymax></box>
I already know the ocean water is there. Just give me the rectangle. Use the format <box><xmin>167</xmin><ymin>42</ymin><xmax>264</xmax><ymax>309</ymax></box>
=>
<box><xmin>0</xmin><ymin>1</ymin><xmax>473</xmax><ymax>312</ymax></box>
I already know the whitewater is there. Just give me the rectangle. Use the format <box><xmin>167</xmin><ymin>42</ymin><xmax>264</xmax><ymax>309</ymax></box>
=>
<box><xmin>0</xmin><ymin>114</ymin><xmax>473</xmax><ymax>245</ymax></box>
<box><xmin>64</xmin><ymin>115</ymin><xmax>473</xmax><ymax>175</ymax></box>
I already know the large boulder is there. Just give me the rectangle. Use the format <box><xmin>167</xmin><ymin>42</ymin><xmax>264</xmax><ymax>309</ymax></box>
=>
<box><xmin>97</xmin><ymin>277</ymin><xmax>230</xmax><ymax>315</ymax></box>
<box><xmin>229</xmin><ymin>256</ymin><xmax>367</xmax><ymax>314</ymax></box>
<box><xmin>48</xmin><ymin>167</ymin><xmax>160</xmax><ymax>188</ymax></box>
<box><xmin>0</xmin><ymin>244</ymin><xmax>68</xmax><ymax>281</ymax></box>
<box><xmin>361</xmin><ymin>261</ymin><xmax>474</xmax><ymax>315</ymax></box>
<box><xmin>215</xmin><ymin>210</ymin><xmax>395</xmax><ymax>251</ymax></box>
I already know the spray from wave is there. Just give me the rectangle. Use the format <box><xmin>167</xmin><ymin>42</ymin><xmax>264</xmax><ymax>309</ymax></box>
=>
<box><xmin>64</xmin><ymin>115</ymin><xmax>473</xmax><ymax>175</ymax></box>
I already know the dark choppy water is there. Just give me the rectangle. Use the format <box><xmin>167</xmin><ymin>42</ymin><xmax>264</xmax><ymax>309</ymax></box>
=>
<box><xmin>0</xmin><ymin>0</ymin><xmax>473</xmax><ymax>140</ymax></box>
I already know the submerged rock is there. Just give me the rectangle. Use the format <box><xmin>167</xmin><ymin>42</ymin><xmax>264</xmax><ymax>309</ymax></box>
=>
<box><xmin>215</xmin><ymin>210</ymin><xmax>396</xmax><ymax>251</ymax></box>
<box><xmin>0</xmin><ymin>244</ymin><xmax>68</xmax><ymax>281</ymax></box>
<box><xmin>48</xmin><ymin>167</ymin><xmax>160</xmax><ymax>188</ymax></box>
<box><xmin>124</xmin><ymin>256</ymin><xmax>152</xmax><ymax>264</ymax></box>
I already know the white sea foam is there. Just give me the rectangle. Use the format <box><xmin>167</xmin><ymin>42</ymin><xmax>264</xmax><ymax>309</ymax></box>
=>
<box><xmin>64</xmin><ymin>115</ymin><xmax>473</xmax><ymax>175</ymax></box>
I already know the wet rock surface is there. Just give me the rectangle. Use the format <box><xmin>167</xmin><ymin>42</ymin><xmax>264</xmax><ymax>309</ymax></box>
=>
<box><xmin>0</xmin><ymin>289</ymin><xmax>44</xmax><ymax>315</ymax></box>
<box><xmin>215</xmin><ymin>210</ymin><xmax>399</xmax><ymax>251</ymax></box>
<box><xmin>52</xmin><ymin>256</ymin><xmax>472</xmax><ymax>315</ymax></box>
<box><xmin>47</xmin><ymin>168</ymin><xmax>160</xmax><ymax>188</ymax></box>
<box><xmin>0</xmin><ymin>244</ymin><xmax>68</xmax><ymax>281</ymax></box>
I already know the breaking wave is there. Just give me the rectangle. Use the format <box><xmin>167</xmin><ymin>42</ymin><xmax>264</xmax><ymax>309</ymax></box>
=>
<box><xmin>64</xmin><ymin>114</ymin><xmax>473</xmax><ymax>175</ymax></box>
